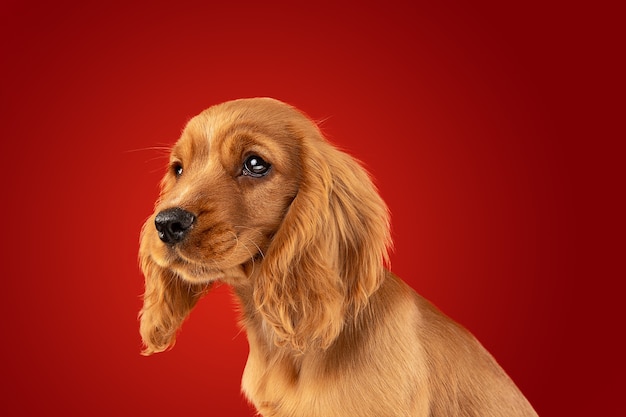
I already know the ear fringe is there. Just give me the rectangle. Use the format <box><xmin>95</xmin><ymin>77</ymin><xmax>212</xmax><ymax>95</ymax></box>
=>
<box><xmin>329</xmin><ymin>150</ymin><xmax>392</xmax><ymax>317</ymax></box>
<box><xmin>254</xmin><ymin>126</ymin><xmax>391</xmax><ymax>352</ymax></box>
<box><xmin>254</xmin><ymin>174</ymin><xmax>346</xmax><ymax>351</ymax></box>
<box><xmin>138</xmin><ymin>255</ymin><xmax>209</xmax><ymax>355</ymax></box>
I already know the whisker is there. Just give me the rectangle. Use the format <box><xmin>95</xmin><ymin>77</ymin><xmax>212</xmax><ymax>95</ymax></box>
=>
<box><xmin>143</xmin><ymin>154</ymin><xmax>169</xmax><ymax>163</ymax></box>
<box><xmin>148</xmin><ymin>167</ymin><xmax>166</xmax><ymax>175</ymax></box>
<box><xmin>122</xmin><ymin>145</ymin><xmax>173</xmax><ymax>154</ymax></box>
<box><xmin>244</xmin><ymin>236</ymin><xmax>265</xmax><ymax>260</ymax></box>
<box><xmin>232</xmin><ymin>226</ymin><xmax>266</xmax><ymax>259</ymax></box>
<box><xmin>232</xmin><ymin>231</ymin><xmax>257</xmax><ymax>278</ymax></box>
<box><xmin>124</xmin><ymin>145</ymin><xmax>172</xmax><ymax>172</ymax></box>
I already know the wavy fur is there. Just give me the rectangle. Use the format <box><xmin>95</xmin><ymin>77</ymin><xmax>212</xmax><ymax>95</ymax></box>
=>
<box><xmin>138</xmin><ymin>98</ymin><xmax>537</xmax><ymax>416</ymax></box>
<box><xmin>254</xmin><ymin>123</ymin><xmax>390</xmax><ymax>351</ymax></box>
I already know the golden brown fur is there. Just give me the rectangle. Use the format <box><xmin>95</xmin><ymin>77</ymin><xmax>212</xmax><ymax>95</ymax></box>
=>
<box><xmin>139</xmin><ymin>98</ymin><xmax>537</xmax><ymax>416</ymax></box>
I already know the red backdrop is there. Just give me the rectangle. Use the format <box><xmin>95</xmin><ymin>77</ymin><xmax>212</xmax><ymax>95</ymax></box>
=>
<box><xmin>2</xmin><ymin>1</ymin><xmax>622</xmax><ymax>416</ymax></box>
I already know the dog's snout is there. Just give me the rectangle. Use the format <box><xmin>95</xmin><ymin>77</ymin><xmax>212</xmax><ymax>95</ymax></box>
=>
<box><xmin>154</xmin><ymin>207</ymin><xmax>196</xmax><ymax>244</ymax></box>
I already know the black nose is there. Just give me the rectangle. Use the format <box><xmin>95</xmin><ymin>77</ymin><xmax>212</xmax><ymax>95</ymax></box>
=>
<box><xmin>154</xmin><ymin>207</ymin><xmax>196</xmax><ymax>244</ymax></box>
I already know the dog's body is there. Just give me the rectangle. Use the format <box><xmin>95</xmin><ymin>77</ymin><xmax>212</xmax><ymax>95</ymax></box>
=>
<box><xmin>239</xmin><ymin>271</ymin><xmax>534</xmax><ymax>416</ymax></box>
<box><xmin>139</xmin><ymin>98</ymin><xmax>537</xmax><ymax>416</ymax></box>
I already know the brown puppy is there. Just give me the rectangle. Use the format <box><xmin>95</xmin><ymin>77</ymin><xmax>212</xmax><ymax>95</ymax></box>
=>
<box><xmin>139</xmin><ymin>98</ymin><xmax>537</xmax><ymax>416</ymax></box>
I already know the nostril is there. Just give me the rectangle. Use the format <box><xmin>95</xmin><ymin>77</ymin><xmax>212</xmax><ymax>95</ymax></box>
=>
<box><xmin>170</xmin><ymin>221</ymin><xmax>185</xmax><ymax>234</ymax></box>
<box><xmin>154</xmin><ymin>207</ymin><xmax>196</xmax><ymax>244</ymax></box>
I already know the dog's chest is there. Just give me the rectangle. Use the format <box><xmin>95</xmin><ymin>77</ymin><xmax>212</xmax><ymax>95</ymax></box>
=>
<box><xmin>240</xmin><ymin>347</ymin><xmax>401</xmax><ymax>417</ymax></box>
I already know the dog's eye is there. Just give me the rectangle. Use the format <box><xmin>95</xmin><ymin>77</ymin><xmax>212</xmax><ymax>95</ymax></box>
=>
<box><xmin>243</xmin><ymin>155</ymin><xmax>271</xmax><ymax>177</ymax></box>
<box><xmin>172</xmin><ymin>162</ymin><xmax>183</xmax><ymax>178</ymax></box>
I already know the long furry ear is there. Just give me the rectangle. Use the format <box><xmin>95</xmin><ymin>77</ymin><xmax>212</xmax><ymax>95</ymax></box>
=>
<box><xmin>138</xmin><ymin>254</ymin><xmax>209</xmax><ymax>355</ymax></box>
<box><xmin>254</xmin><ymin>127</ymin><xmax>391</xmax><ymax>352</ymax></box>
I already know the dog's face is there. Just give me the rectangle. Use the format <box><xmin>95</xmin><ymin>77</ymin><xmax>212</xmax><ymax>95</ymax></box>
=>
<box><xmin>139</xmin><ymin>98</ymin><xmax>390</xmax><ymax>354</ymax></box>
<box><xmin>140</xmin><ymin>99</ymin><xmax>304</xmax><ymax>285</ymax></box>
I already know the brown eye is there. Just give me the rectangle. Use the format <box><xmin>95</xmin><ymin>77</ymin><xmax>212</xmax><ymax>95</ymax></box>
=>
<box><xmin>243</xmin><ymin>155</ymin><xmax>271</xmax><ymax>177</ymax></box>
<box><xmin>172</xmin><ymin>162</ymin><xmax>183</xmax><ymax>178</ymax></box>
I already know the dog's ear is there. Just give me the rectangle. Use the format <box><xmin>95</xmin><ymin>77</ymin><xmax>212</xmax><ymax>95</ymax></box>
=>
<box><xmin>254</xmin><ymin>126</ymin><xmax>391</xmax><ymax>352</ymax></box>
<box><xmin>138</xmin><ymin>249</ymin><xmax>209</xmax><ymax>355</ymax></box>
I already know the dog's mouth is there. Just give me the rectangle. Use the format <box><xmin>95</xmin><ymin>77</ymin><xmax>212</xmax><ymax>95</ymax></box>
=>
<box><xmin>167</xmin><ymin>253</ymin><xmax>227</xmax><ymax>283</ymax></box>
<box><xmin>167</xmin><ymin>231</ymin><xmax>255</xmax><ymax>281</ymax></box>
<box><xmin>165</xmin><ymin>248</ymin><xmax>254</xmax><ymax>286</ymax></box>
<box><xmin>143</xmin><ymin>219</ymin><xmax>263</xmax><ymax>284</ymax></box>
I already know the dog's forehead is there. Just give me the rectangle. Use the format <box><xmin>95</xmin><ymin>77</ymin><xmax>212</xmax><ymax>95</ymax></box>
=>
<box><xmin>180</xmin><ymin>107</ymin><xmax>256</xmax><ymax>150</ymax></box>
<box><xmin>171</xmin><ymin>99</ymin><xmax>323</xmax><ymax>173</ymax></box>
<box><xmin>173</xmin><ymin>112</ymin><xmax>234</xmax><ymax>160</ymax></box>
<box><xmin>184</xmin><ymin>105</ymin><xmax>292</xmax><ymax>150</ymax></box>
<box><xmin>169</xmin><ymin>116</ymin><xmax>207</xmax><ymax>162</ymax></box>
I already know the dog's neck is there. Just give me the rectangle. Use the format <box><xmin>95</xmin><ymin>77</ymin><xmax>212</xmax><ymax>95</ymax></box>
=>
<box><xmin>228</xmin><ymin>264</ymin><xmax>399</xmax><ymax>359</ymax></box>
<box><xmin>230</xmin><ymin>277</ymin><xmax>279</xmax><ymax>351</ymax></box>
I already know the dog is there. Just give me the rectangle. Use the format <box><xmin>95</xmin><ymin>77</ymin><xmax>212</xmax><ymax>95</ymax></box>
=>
<box><xmin>139</xmin><ymin>98</ymin><xmax>537</xmax><ymax>416</ymax></box>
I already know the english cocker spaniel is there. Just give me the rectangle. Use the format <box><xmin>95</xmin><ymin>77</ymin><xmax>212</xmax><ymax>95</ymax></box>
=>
<box><xmin>139</xmin><ymin>98</ymin><xmax>537</xmax><ymax>416</ymax></box>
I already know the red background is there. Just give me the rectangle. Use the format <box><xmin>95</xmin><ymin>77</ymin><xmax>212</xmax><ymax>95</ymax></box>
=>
<box><xmin>2</xmin><ymin>1</ymin><xmax>623</xmax><ymax>416</ymax></box>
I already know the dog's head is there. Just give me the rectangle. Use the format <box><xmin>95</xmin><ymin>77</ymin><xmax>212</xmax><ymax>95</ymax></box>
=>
<box><xmin>139</xmin><ymin>98</ymin><xmax>391</xmax><ymax>354</ymax></box>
